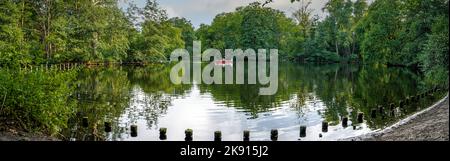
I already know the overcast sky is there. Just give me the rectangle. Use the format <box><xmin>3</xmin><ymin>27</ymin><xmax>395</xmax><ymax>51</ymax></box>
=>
<box><xmin>120</xmin><ymin>0</ymin><xmax>329</xmax><ymax>28</ymax></box>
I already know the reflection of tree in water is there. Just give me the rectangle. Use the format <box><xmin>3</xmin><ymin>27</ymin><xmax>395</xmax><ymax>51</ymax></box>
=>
<box><xmin>64</xmin><ymin>62</ymin><xmax>440</xmax><ymax>140</ymax></box>
<box><xmin>126</xmin><ymin>90</ymin><xmax>171</xmax><ymax>129</ymax></box>
<box><xmin>125</xmin><ymin>64</ymin><xmax>192</xmax><ymax>128</ymax></box>
<box><xmin>65</xmin><ymin>67</ymin><xmax>132</xmax><ymax>141</ymax></box>
<box><xmin>199</xmin><ymin>62</ymin><xmax>431</xmax><ymax>129</ymax></box>
<box><xmin>199</xmin><ymin>83</ymin><xmax>288</xmax><ymax>118</ymax></box>
<box><xmin>288</xmin><ymin>87</ymin><xmax>308</xmax><ymax>120</ymax></box>
<box><xmin>127</xmin><ymin>64</ymin><xmax>192</xmax><ymax>96</ymax></box>
<box><xmin>349</xmin><ymin>65</ymin><xmax>423</xmax><ymax>129</ymax></box>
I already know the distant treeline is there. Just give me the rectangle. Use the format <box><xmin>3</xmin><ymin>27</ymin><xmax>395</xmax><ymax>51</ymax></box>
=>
<box><xmin>0</xmin><ymin>0</ymin><xmax>448</xmax><ymax>83</ymax></box>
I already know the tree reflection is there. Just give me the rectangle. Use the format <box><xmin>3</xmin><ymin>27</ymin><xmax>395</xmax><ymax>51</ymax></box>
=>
<box><xmin>64</xmin><ymin>62</ymin><xmax>445</xmax><ymax>140</ymax></box>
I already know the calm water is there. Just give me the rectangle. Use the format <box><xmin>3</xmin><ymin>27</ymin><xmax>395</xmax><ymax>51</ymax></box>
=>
<box><xmin>65</xmin><ymin>62</ymin><xmax>445</xmax><ymax>141</ymax></box>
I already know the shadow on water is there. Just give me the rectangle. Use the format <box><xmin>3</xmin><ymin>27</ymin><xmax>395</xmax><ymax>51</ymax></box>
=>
<box><xmin>62</xmin><ymin>62</ymin><xmax>447</xmax><ymax>141</ymax></box>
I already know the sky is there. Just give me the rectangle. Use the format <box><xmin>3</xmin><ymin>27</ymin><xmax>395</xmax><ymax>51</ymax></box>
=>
<box><xmin>120</xmin><ymin>0</ymin><xmax>329</xmax><ymax>29</ymax></box>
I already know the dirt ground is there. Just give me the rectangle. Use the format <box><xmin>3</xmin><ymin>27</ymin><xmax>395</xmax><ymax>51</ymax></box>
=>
<box><xmin>0</xmin><ymin>120</ymin><xmax>59</xmax><ymax>141</ymax></box>
<box><xmin>0</xmin><ymin>131</ymin><xmax>59</xmax><ymax>141</ymax></box>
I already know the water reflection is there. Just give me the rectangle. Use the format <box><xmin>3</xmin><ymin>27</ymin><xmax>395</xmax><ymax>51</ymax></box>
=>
<box><xmin>64</xmin><ymin>63</ymin><xmax>446</xmax><ymax>141</ymax></box>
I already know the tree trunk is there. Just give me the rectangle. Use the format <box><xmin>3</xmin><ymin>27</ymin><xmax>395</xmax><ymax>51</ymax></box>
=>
<box><xmin>334</xmin><ymin>17</ymin><xmax>339</xmax><ymax>56</ymax></box>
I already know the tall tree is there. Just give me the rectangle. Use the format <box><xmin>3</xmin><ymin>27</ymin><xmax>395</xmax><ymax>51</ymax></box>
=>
<box><xmin>292</xmin><ymin>0</ymin><xmax>314</xmax><ymax>36</ymax></box>
<box><xmin>168</xmin><ymin>17</ymin><xmax>197</xmax><ymax>53</ymax></box>
<box><xmin>241</xmin><ymin>2</ymin><xmax>280</xmax><ymax>50</ymax></box>
<box><xmin>127</xmin><ymin>0</ymin><xmax>184</xmax><ymax>62</ymax></box>
<box><xmin>0</xmin><ymin>0</ymin><xmax>28</xmax><ymax>67</ymax></box>
<box><xmin>323</xmin><ymin>0</ymin><xmax>354</xmax><ymax>60</ymax></box>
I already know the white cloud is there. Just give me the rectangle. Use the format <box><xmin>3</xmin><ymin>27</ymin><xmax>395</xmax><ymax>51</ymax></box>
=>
<box><xmin>160</xmin><ymin>4</ymin><xmax>179</xmax><ymax>18</ymax></box>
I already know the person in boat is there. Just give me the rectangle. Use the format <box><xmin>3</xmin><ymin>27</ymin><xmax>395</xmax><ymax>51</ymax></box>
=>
<box><xmin>215</xmin><ymin>59</ymin><xmax>232</xmax><ymax>65</ymax></box>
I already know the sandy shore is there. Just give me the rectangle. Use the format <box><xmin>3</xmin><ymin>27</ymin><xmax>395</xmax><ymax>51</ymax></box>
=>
<box><xmin>343</xmin><ymin>95</ymin><xmax>449</xmax><ymax>141</ymax></box>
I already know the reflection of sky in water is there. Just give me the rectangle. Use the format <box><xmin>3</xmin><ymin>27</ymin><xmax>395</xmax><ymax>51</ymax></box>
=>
<box><xmin>111</xmin><ymin>84</ymin><xmax>372</xmax><ymax>141</ymax></box>
<box><xmin>68</xmin><ymin>63</ymin><xmax>443</xmax><ymax>141</ymax></box>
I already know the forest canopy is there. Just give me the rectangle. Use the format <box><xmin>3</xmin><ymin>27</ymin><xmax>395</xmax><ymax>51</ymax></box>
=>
<box><xmin>0</xmin><ymin>0</ymin><xmax>448</xmax><ymax>84</ymax></box>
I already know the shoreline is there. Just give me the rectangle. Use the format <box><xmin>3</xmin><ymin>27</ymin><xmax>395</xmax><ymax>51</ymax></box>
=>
<box><xmin>342</xmin><ymin>94</ymin><xmax>449</xmax><ymax>141</ymax></box>
<box><xmin>0</xmin><ymin>129</ymin><xmax>60</xmax><ymax>141</ymax></box>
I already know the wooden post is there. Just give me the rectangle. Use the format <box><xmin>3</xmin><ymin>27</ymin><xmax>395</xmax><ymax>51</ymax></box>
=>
<box><xmin>300</xmin><ymin>126</ymin><xmax>307</xmax><ymax>137</ymax></box>
<box><xmin>342</xmin><ymin>117</ymin><xmax>348</xmax><ymax>127</ymax></box>
<box><xmin>82</xmin><ymin>117</ymin><xmax>88</xmax><ymax>127</ymax></box>
<box><xmin>243</xmin><ymin>130</ymin><xmax>250</xmax><ymax>141</ymax></box>
<box><xmin>357</xmin><ymin>112</ymin><xmax>364</xmax><ymax>123</ymax></box>
<box><xmin>388</xmin><ymin>104</ymin><xmax>394</xmax><ymax>117</ymax></box>
<box><xmin>371</xmin><ymin>109</ymin><xmax>377</xmax><ymax>118</ymax></box>
<box><xmin>159</xmin><ymin>128</ymin><xmax>167</xmax><ymax>140</ymax></box>
<box><xmin>104</xmin><ymin>122</ymin><xmax>112</xmax><ymax>132</ymax></box>
<box><xmin>270</xmin><ymin>129</ymin><xmax>278</xmax><ymax>141</ymax></box>
<box><xmin>214</xmin><ymin>131</ymin><xmax>222</xmax><ymax>141</ymax></box>
<box><xmin>185</xmin><ymin>129</ymin><xmax>193</xmax><ymax>141</ymax></box>
<box><xmin>377</xmin><ymin>105</ymin><xmax>384</xmax><ymax>115</ymax></box>
<box><xmin>322</xmin><ymin>121</ymin><xmax>328</xmax><ymax>132</ymax></box>
<box><xmin>130</xmin><ymin>125</ymin><xmax>138</xmax><ymax>137</ymax></box>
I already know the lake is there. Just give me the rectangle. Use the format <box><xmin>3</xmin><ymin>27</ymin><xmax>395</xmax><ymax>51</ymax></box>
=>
<box><xmin>64</xmin><ymin>62</ymin><xmax>445</xmax><ymax>141</ymax></box>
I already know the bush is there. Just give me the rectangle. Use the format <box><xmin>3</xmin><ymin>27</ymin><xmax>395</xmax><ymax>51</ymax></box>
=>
<box><xmin>419</xmin><ymin>16</ymin><xmax>449</xmax><ymax>87</ymax></box>
<box><xmin>0</xmin><ymin>68</ymin><xmax>77</xmax><ymax>135</ymax></box>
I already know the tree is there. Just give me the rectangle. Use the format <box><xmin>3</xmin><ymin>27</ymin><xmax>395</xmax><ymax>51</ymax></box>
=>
<box><xmin>358</xmin><ymin>0</ymin><xmax>402</xmax><ymax>65</ymax></box>
<box><xmin>323</xmin><ymin>0</ymin><xmax>354</xmax><ymax>60</ymax></box>
<box><xmin>0</xmin><ymin>0</ymin><xmax>28</xmax><ymax>67</ymax></box>
<box><xmin>241</xmin><ymin>2</ymin><xmax>279</xmax><ymax>50</ymax></box>
<box><xmin>127</xmin><ymin>0</ymin><xmax>184</xmax><ymax>62</ymax></box>
<box><xmin>351</xmin><ymin>0</ymin><xmax>368</xmax><ymax>61</ymax></box>
<box><xmin>292</xmin><ymin>0</ymin><xmax>314</xmax><ymax>36</ymax></box>
<box><xmin>141</xmin><ymin>0</ymin><xmax>167</xmax><ymax>23</ymax></box>
<box><xmin>168</xmin><ymin>17</ymin><xmax>197</xmax><ymax>53</ymax></box>
<box><xmin>419</xmin><ymin>15</ymin><xmax>449</xmax><ymax>86</ymax></box>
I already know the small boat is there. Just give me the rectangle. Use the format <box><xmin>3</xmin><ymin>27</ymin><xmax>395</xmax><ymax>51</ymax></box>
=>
<box><xmin>214</xmin><ymin>59</ymin><xmax>233</xmax><ymax>66</ymax></box>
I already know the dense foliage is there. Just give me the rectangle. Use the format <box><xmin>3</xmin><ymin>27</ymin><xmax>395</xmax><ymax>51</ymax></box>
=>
<box><xmin>1</xmin><ymin>0</ymin><xmax>447</xmax><ymax>71</ymax></box>
<box><xmin>196</xmin><ymin>0</ymin><xmax>448</xmax><ymax>84</ymax></box>
<box><xmin>0</xmin><ymin>69</ymin><xmax>77</xmax><ymax>135</ymax></box>
<box><xmin>0</xmin><ymin>0</ymin><xmax>187</xmax><ymax>66</ymax></box>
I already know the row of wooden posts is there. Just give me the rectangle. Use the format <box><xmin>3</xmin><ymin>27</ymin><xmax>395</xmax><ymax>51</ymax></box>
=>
<box><xmin>369</xmin><ymin>86</ymin><xmax>443</xmax><ymax>119</ymax></box>
<box><xmin>80</xmin><ymin>116</ymin><xmax>359</xmax><ymax>141</ymax></box>
<box><xmin>79</xmin><ymin>86</ymin><xmax>445</xmax><ymax>141</ymax></box>
<box><xmin>20</xmin><ymin>63</ymin><xmax>82</xmax><ymax>71</ymax></box>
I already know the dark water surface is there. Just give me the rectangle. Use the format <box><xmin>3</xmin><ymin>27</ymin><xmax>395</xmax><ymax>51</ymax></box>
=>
<box><xmin>65</xmin><ymin>62</ymin><xmax>445</xmax><ymax>141</ymax></box>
